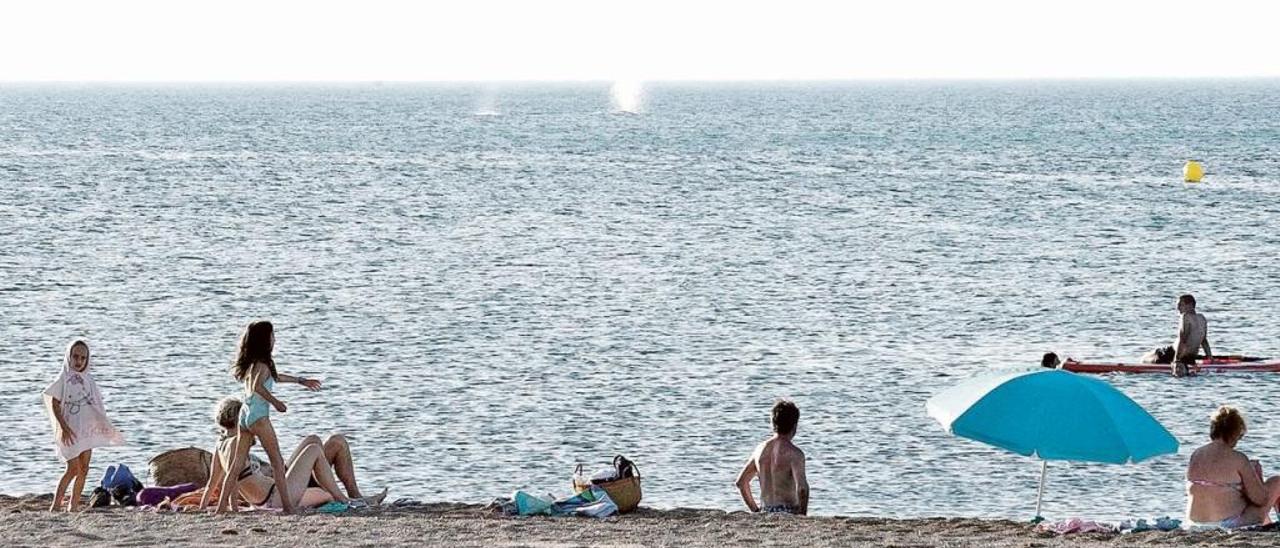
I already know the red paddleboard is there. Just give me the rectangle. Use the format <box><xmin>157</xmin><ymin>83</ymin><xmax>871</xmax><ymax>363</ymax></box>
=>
<box><xmin>1064</xmin><ymin>357</ymin><xmax>1280</xmax><ymax>374</ymax></box>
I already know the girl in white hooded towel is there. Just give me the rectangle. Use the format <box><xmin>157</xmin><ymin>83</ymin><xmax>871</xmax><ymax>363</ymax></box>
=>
<box><xmin>44</xmin><ymin>340</ymin><xmax>124</xmax><ymax>512</ymax></box>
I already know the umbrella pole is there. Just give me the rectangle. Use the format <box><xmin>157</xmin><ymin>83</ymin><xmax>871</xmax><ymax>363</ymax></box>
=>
<box><xmin>1034</xmin><ymin>460</ymin><xmax>1048</xmax><ymax>522</ymax></box>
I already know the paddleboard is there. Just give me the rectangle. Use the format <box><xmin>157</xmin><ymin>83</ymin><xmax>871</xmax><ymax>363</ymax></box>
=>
<box><xmin>1063</xmin><ymin>356</ymin><xmax>1279</xmax><ymax>374</ymax></box>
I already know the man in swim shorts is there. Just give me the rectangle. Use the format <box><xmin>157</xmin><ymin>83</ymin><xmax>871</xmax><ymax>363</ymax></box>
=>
<box><xmin>735</xmin><ymin>400</ymin><xmax>809</xmax><ymax>515</ymax></box>
<box><xmin>1172</xmin><ymin>294</ymin><xmax>1211</xmax><ymax>377</ymax></box>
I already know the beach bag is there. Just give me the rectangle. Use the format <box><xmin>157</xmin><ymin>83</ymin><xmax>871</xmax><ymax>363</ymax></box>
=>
<box><xmin>111</xmin><ymin>484</ymin><xmax>140</xmax><ymax>507</ymax></box>
<box><xmin>101</xmin><ymin>464</ymin><xmax>141</xmax><ymax>492</ymax></box>
<box><xmin>101</xmin><ymin>464</ymin><xmax>144</xmax><ymax>506</ymax></box>
<box><xmin>88</xmin><ymin>487</ymin><xmax>112</xmax><ymax>508</ymax></box>
<box><xmin>149</xmin><ymin>447</ymin><xmax>212</xmax><ymax>487</ymax></box>
<box><xmin>573</xmin><ymin>455</ymin><xmax>642</xmax><ymax>514</ymax></box>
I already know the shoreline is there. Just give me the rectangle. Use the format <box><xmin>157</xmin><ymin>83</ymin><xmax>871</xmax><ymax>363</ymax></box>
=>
<box><xmin>3</xmin><ymin>495</ymin><xmax>1273</xmax><ymax>547</ymax></box>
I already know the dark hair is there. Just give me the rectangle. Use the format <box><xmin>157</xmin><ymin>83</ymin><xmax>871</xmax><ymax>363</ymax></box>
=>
<box><xmin>1041</xmin><ymin>352</ymin><xmax>1060</xmax><ymax>369</ymax></box>
<box><xmin>1179</xmin><ymin>294</ymin><xmax>1197</xmax><ymax>308</ymax></box>
<box><xmin>232</xmin><ymin>320</ymin><xmax>277</xmax><ymax>382</ymax></box>
<box><xmin>1209</xmin><ymin>406</ymin><xmax>1245</xmax><ymax>442</ymax></box>
<box><xmin>771</xmin><ymin>400</ymin><xmax>800</xmax><ymax>436</ymax></box>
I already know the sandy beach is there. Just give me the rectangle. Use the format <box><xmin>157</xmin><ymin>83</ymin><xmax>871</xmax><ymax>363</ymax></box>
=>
<box><xmin>6</xmin><ymin>495</ymin><xmax>1279</xmax><ymax>548</ymax></box>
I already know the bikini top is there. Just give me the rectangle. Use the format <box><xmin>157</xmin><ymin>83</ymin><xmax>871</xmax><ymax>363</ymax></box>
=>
<box><xmin>1187</xmin><ymin>478</ymin><xmax>1243</xmax><ymax>492</ymax></box>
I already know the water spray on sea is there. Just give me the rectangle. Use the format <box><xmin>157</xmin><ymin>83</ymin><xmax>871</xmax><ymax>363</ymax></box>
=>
<box><xmin>474</xmin><ymin>85</ymin><xmax>501</xmax><ymax>116</ymax></box>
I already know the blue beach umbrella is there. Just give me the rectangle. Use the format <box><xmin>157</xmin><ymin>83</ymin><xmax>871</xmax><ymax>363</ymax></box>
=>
<box><xmin>926</xmin><ymin>369</ymin><xmax>1178</xmax><ymax>519</ymax></box>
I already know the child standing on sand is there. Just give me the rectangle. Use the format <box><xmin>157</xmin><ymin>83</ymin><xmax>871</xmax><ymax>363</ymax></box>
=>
<box><xmin>215</xmin><ymin>321</ymin><xmax>322</xmax><ymax>515</ymax></box>
<box><xmin>44</xmin><ymin>340</ymin><xmax>124</xmax><ymax>512</ymax></box>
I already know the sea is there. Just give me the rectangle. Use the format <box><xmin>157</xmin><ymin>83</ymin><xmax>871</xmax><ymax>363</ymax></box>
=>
<box><xmin>1</xmin><ymin>81</ymin><xmax>1278</xmax><ymax>520</ymax></box>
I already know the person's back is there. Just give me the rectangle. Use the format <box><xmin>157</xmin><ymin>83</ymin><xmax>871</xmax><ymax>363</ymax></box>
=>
<box><xmin>1173</xmin><ymin>294</ymin><xmax>1211</xmax><ymax>376</ymax></box>
<box><xmin>753</xmin><ymin>436</ymin><xmax>805</xmax><ymax>511</ymax></box>
<box><xmin>1186</xmin><ymin>441</ymin><xmax>1250</xmax><ymax>522</ymax></box>
<box><xmin>736</xmin><ymin>400</ymin><xmax>809</xmax><ymax>515</ymax></box>
<box><xmin>1178</xmin><ymin>313</ymin><xmax>1209</xmax><ymax>361</ymax></box>
<box><xmin>1185</xmin><ymin>406</ymin><xmax>1280</xmax><ymax>528</ymax></box>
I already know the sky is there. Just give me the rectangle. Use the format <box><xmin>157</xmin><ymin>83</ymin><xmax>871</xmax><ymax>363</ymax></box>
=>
<box><xmin>2</xmin><ymin>0</ymin><xmax>1278</xmax><ymax>81</ymax></box>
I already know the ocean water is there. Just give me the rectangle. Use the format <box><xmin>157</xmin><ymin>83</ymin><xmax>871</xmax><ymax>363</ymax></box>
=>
<box><xmin>1</xmin><ymin>81</ymin><xmax>1279</xmax><ymax>520</ymax></box>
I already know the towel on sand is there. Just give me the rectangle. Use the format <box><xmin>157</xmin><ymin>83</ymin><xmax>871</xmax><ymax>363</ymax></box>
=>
<box><xmin>491</xmin><ymin>485</ymin><xmax>618</xmax><ymax>518</ymax></box>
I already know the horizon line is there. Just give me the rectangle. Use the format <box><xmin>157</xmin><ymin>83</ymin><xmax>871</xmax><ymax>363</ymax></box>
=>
<box><xmin>3</xmin><ymin>75</ymin><xmax>1280</xmax><ymax>85</ymax></box>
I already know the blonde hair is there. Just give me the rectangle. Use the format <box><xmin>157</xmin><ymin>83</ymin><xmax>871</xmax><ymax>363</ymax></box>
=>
<box><xmin>214</xmin><ymin>397</ymin><xmax>243</xmax><ymax>434</ymax></box>
<box><xmin>1209</xmin><ymin>406</ymin><xmax>1246</xmax><ymax>441</ymax></box>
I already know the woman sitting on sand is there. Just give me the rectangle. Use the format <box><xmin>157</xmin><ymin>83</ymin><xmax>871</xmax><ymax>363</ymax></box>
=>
<box><xmin>199</xmin><ymin>397</ymin><xmax>386</xmax><ymax>511</ymax></box>
<box><xmin>1185</xmin><ymin>406</ymin><xmax>1280</xmax><ymax>528</ymax></box>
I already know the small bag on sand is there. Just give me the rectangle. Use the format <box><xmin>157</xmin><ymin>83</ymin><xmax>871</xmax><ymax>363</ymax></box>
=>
<box><xmin>573</xmin><ymin>455</ymin><xmax>642</xmax><ymax>514</ymax></box>
<box><xmin>149</xmin><ymin>447</ymin><xmax>212</xmax><ymax>487</ymax></box>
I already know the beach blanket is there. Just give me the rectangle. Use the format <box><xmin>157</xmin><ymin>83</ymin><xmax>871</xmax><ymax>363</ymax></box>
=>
<box><xmin>172</xmin><ymin>486</ymin><xmax>243</xmax><ymax>509</ymax></box>
<box><xmin>43</xmin><ymin>341</ymin><xmax>124</xmax><ymax>462</ymax></box>
<box><xmin>493</xmin><ymin>485</ymin><xmax>618</xmax><ymax>518</ymax></box>
<box><xmin>173</xmin><ymin>486</ymin><xmax>214</xmax><ymax>509</ymax></box>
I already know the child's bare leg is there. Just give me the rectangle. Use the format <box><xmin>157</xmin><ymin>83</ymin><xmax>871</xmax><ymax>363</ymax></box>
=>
<box><xmin>216</xmin><ymin>433</ymin><xmax>249</xmax><ymax>513</ymax></box>
<box><xmin>50</xmin><ymin>459</ymin><xmax>78</xmax><ymax>512</ymax></box>
<box><xmin>285</xmin><ymin>444</ymin><xmax>348</xmax><ymax>504</ymax></box>
<box><xmin>68</xmin><ymin>450</ymin><xmax>92</xmax><ymax>512</ymax></box>
<box><xmin>250</xmin><ymin>419</ymin><xmax>294</xmax><ymax>514</ymax></box>
<box><xmin>323</xmin><ymin>434</ymin><xmax>362</xmax><ymax>498</ymax></box>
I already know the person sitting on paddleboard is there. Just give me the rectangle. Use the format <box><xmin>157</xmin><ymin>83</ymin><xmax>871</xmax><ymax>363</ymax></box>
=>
<box><xmin>1172</xmin><ymin>294</ymin><xmax>1212</xmax><ymax>377</ymax></box>
<box><xmin>1139</xmin><ymin>294</ymin><xmax>1212</xmax><ymax>376</ymax></box>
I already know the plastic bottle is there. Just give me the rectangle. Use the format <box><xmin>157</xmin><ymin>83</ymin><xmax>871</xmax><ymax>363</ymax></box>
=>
<box><xmin>573</xmin><ymin>463</ymin><xmax>590</xmax><ymax>493</ymax></box>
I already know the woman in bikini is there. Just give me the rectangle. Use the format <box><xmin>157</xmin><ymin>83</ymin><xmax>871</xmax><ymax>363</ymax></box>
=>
<box><xmin>199</xmin><ymin>397</ymin><xmax>386</xmax><ymax>511</ymax></box>
<box><xmin>1185</xmin><ymin>406</ymin><xmax>1280</xmax><ymax>528</ymax></box>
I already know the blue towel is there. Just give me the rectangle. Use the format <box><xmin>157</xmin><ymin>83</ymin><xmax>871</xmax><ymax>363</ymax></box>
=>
<box><xmin>314</xmin><ymin>501</ymin><xmax>349</xmax><ymax>514</ymax></box>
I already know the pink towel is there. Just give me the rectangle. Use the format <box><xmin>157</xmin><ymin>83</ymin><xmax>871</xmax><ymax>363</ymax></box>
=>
<box><xmin>1038</xmin><ymin>517</ymin><xmax>1115</xmax><ymax>534</ymax></box>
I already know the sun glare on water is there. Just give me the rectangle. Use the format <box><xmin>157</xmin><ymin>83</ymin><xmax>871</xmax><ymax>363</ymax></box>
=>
<box><xmin>610</xmin><ymin>80</ymin><xmax>644</xmax><ymax>113</ymax></box>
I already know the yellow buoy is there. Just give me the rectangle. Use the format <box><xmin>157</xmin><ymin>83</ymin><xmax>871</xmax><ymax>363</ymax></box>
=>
<box><xmin>1183</xmin><ymin>160</ymin><xmax>1204</xmax><ymax>183</ymax></box>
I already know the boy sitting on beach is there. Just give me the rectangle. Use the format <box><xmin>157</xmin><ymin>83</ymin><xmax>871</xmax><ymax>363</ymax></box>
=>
<box><xmin>735</xmin><ymin>400</ymin><xmax>809</xmax><ymax>515</ymax></box>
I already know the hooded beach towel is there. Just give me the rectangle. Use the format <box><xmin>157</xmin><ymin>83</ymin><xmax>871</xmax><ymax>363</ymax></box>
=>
<box><xmin>43</xmin><ymin>340</ymin><xmax>124</xmax><ymax>462</ymax></box>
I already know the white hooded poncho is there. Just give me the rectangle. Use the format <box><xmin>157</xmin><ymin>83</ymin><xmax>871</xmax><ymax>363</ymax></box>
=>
<box><xmin>43</xmin><ymin>340</ymin><xmax>124</xmax><ymax>461</ymax></box>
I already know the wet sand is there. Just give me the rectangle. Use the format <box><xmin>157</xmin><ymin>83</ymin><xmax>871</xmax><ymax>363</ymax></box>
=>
<box><xmin>4</xmin><ymin>494</ymin><xmax>1277</xmax><ymax>547</ymax></box>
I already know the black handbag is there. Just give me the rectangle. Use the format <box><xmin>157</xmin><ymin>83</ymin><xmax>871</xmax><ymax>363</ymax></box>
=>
<box><xmin>613</xmin><ymin>455</ymin><xmax>637</xmax><ymax>479</ymax></box>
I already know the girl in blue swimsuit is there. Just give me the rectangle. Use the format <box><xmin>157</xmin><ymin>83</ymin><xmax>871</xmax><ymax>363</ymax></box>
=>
<box><xmin>214</xmin><ymin>320</ymin><xmax>322</xmax><ymax>515</ymax></box>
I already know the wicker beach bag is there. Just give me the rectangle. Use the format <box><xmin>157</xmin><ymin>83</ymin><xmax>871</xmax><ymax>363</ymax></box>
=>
<box><xmin>149</xmin><ymin>447</ymin><xmax>212</xmax><ymax>487</ymax></box>
<box><xmin>573</xmin><ymin>456</ymin><xmax>642</xmax><ymax>514</ymax></box>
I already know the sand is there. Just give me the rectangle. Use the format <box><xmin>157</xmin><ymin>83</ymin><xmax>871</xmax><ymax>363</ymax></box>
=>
<box><xmin>4</xmin><ymin>494</ymin><xmax>1278</xmax><ymax>547</ymax></box>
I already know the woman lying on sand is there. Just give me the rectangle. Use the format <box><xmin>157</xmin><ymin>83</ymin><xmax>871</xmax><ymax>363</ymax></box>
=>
<box><xmin>199</xmin><ymin>397</ymin><xmax>386</xmax><ymax>512</ymax></box>
<box><xmin>1185</xmin><ymin>406</ymin><xmax>1280</xmax><ymax>528</ymax></box>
